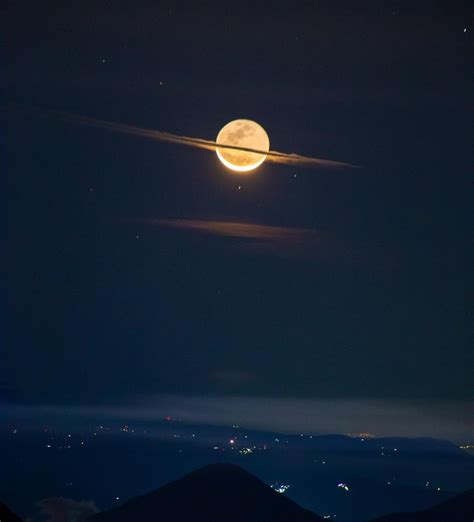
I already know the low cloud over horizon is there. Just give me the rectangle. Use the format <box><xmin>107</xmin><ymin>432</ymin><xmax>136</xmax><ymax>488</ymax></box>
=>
<box><xmin>3</xmin><ymin>396</ymin><xmax>472</xmax><ymax>443</ymax></box>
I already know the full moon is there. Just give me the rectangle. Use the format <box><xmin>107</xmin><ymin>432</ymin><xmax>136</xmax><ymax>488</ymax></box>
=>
<box><xmin>216</xmin><ymin>119</ymin><xmax>270</xmax><ymax>172</ymax></box>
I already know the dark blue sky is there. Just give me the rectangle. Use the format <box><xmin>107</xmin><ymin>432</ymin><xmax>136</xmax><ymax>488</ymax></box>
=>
<box><xmin>4</xmin><ymin>3</ymin><xmax>471</xmax><ymax>407</ymax></box>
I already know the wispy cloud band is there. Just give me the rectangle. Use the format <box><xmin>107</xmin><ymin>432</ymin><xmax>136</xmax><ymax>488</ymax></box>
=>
<box><xmin>117</xmin><ymin>218</ymin><xmax>325</xmax><ymax>257</ymax></box>
<box><xmin>141</xmin><ymin>218</ymin><xmax>315</xmax><ymax>242</ymax></box>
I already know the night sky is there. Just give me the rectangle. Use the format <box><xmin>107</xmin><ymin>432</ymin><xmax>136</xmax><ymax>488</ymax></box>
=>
<box><xmin>4</xmin><ymin>4</ymin><xmax>471</xmax><ymax>419</ymax></box>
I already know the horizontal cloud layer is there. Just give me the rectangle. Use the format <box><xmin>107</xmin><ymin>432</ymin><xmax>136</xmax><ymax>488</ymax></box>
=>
<box><xmin>141</xmin><ymin>218</ymin><xmax>315</xmax><ymax>241</ymax></box>
<box><xmin>3</xmin><ymin>396</ymin><xmax>472</xmax><ymax>442</ymax></box>
<box><xmin>117</xmin><ymin>217</ymin><xmax>329</xmax><ymax>257</ymax></box>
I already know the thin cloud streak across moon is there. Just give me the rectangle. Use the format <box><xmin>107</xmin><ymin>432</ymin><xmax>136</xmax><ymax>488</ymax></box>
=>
<box><xmin>41</xmin><ymin>109</ymin><xmax>355</xmax><ymax>169</ymax></box>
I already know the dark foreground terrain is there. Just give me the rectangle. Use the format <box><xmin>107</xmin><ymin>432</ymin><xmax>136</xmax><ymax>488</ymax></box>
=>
<box><xmin>2</xmin><ymin>464</ymin><xmax>473</xmax><ymax>522</ymax></box>
<box><xmin>371</xmin><ymin>488</ymin><xmax>474</xmax><ymax>522</ymax></box>
<box><xmin>2</xmin><ymin>419</ymin><xmax>474</xmax><ymax>521</ymax></box>
<box><xmin>90</xmin><ymin>463</ymin><xmax>324</xmax><ymax>522</ymax></box>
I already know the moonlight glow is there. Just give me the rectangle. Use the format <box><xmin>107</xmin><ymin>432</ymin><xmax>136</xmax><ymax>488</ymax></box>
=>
<box><xmin>216</xmin><ymin>119</ymin><xmax>270</xmax><ymax>172</ymax></box>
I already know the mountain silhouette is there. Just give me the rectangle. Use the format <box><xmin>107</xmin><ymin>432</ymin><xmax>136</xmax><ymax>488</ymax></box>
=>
<box><xmin>371</xmin><ymin>488</ymin><xmax>474</xmax><ymax>521</ymax></box>
<box><xmin>0</xmin><ymin>502</ymin><xmax>23</xmax><ymax>522</ymax></box>
<box><xmin>89</xmin><ymin>463</ymin><xmax>326</xmax><ymax>521</ymax></box>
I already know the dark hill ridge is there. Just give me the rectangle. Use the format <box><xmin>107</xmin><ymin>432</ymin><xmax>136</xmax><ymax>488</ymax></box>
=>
<box><xmin>371</xmin><ymin>488</ymin><xmax>474</xmax><ymax>522</ymax></box>
<box><xmin>2</xmin><ymin>466</ymin><xmax>473</xmax><ymax>522</ymax></box>
<box><xmin>89</xmin><ymin>463</ymin><xmax>326</xmax><ymax>522</ymax></box>
<box><xmin>0</xmin><ymin>502</ymin><xmax>23</xmax><ymax>522</ymax></box>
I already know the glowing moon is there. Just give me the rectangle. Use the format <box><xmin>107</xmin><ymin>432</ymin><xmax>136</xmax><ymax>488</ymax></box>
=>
<box><xmin>216</xmin><ymin>119</ymin><xmax>270</xmax><ymax>172</ymax></box>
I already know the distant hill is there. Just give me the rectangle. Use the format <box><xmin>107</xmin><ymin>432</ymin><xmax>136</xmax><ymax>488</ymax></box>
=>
<box><xmin>371</xmin><ymin>488</ymin><xmax>474</xmax><ymax>521</ymax></box>
<box><xmin>0</xmin><ymin>502</ymin><xmax>23</xmax><ymax>522</ymax></box>
<box><xmin>89</xmin><ymin>463</ymin><xmax>326</xmax><ymax>521</ymax></box>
